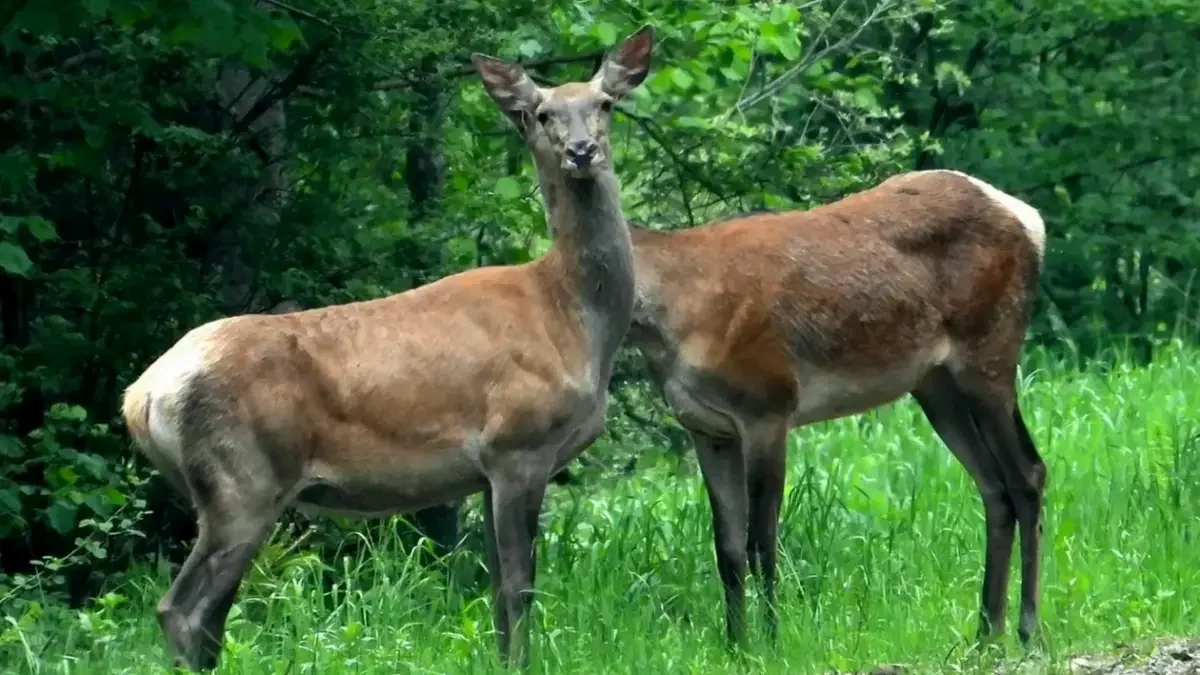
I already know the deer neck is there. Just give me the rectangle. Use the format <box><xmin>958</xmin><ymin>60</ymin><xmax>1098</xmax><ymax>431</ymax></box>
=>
<box><xmin>535</xmin><ymin>163</ymin><xmax>635</xmax><ymax>382</ymax></box>
<box><xmin>624</xmin><ymin>225</ymin><xmax>678</xmax><ymax>373</ymax></box>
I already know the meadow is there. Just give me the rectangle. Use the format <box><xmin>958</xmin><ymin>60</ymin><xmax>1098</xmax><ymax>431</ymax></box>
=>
<box><xmin>3</xmin><ymin>345</ymin><xmax>1199</xmax><ymax>674</ymax></box>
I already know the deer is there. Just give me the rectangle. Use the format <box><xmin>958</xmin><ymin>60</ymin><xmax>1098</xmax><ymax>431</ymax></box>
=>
<box><xmin>119</xmin><ymin>27</ymin><xmax>654</xmax><ymax>671</ymax></box>
<box><xmin>625</xmin><ymin>169</ymin><xmax>1047</xmax><ymax>648</ymax></box>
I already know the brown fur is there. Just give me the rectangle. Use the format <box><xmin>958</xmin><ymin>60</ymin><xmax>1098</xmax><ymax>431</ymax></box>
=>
<box><xmin>144</xmin><ymin>260</ymin><xmax>593</xmax><ymax>512</ymax></box>
<box><xmin>123</xmin><ymin>27</ymin><xmax>655</xmax><ymax>672</ymax></box>
<box><xmin>629</xmin><ymin>168</ymin><xmax>1048</xmax><ymax>645</ymax></box>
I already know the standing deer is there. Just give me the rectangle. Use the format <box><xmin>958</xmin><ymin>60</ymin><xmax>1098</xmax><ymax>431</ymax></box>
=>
<box><xmin>120</xmin><ymin>27</ymin><xmax>654</xmax><ymax>671</ymax></box>
<box><xmin>627</xmin><ymin>169</ymin><xmax>1047</xmax><ymax>646</ymax></box>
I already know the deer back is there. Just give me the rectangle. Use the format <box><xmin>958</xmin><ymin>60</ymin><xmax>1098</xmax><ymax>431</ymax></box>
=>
<box><xmin>630</xmin><ymin>170</ymin><xmax>1045</xmax><ymax>423</ymax></box>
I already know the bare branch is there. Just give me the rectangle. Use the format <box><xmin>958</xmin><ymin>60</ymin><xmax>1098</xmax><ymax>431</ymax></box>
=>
<box><xmin>233</xmin><ymin>41</ymin><xmax>331</xmax><ymax>134</ymax></box>
<box><xmin>29</xmin><ymin>49</ymin><xmax>104</xmax><ymax>81</ymax></box>
<box><xmin>373</xmin><ymin>49</ymin><xmax>605</xmax><ymax>91</ymax></box>
<box><xmin>725</xmin><ymin>0</ymin><xmax>899</xmax><ymax>117</ymax></box>
<box><xmin>1015</xmin><ymin>144</ymin><xmax>1200</xmax><ymax>196</ymax></box>
<box><xmin>260</xmin><ymin>0</ymin><xmax>341</xmax><ymax>32</ymax></box>
<box><xmin>616</xmin><ymin>106</ymin><xmax>735</xmax><ymax>211</ymax></box>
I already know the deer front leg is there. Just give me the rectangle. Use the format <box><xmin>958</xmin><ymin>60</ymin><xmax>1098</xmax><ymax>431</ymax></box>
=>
<box><xmin>692</xmin><ymin>432</ymin><xmax>750</xmax><ymax>647</ymax></box>
<box><xmin>746</xmin><ymin>428</ymin><xmax>787</xmax><ymax>645</ymax></box>
<box><xmin>485</xmin><ymin>473</ymin><xmax>548</xmax><ymax>667</ymax></box>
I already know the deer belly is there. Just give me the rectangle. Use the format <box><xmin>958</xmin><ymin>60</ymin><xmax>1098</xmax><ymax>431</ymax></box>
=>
<box><xmin>791</xmin><ymin>350</ymin><xmax>944</xmax><ymax>426</ymax></box>
<box><xmin>662</xmin><ymin>377</ymin><xmax>741</xmax><ymax>437</ymax></box>
<box><xmin>294</xmin><ymin>451</ymin><xmax>486</xmax><ymax>518</ymax></box>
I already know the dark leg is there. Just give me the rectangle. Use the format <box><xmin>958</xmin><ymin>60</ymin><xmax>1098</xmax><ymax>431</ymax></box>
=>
<box><xmin>482</xmin><ymin>487</ymin><xmax>508</xmax><ymax>653</ymax></box>
<box><xmin>692</xmin><ymin>432</ymin><xmax>749</xmax><ymax>647</ymax></box>
<box><xmin>746</xmin><ymin>431</ymin><xmax>786</xmax><ymax>645</ymax></box>
<box><xmin>984</xmin><ymin>403</ymin><xmax>1046</xmax><ymax>645</ymax></box>
<box><xmin>955</xmin><ymin>378</ymin><xmax>1046</xmax><ymax>647</ymax></box>
<box><xmin>915</xmin><ymin>367</ymin><xmax>1046</xmax><ymax>646</ymax></box>
<box><xmin>486</xmin><ymin>478</ymin><xmax>548</xmax><ymax>667</ymax></box>
<box><xmin>156</xmin><ymin>499</ymin><xmax>277</xmax><ymax>671</ymax></box>
<box><xmin>914</xmin><ymin>374</ymin><xmax>1015</xmax><ymax>642</ymax></box>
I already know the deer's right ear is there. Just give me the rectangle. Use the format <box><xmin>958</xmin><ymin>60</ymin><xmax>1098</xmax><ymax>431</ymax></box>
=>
<box><xmin>472</xmin><ymin>54</ymin><xmax>544</xmax><ymax>129</ymax></box>
<box><xmin>592</xmin><ymin>26</ymin><xmax>654</xmax><ymax>99</ymax></box>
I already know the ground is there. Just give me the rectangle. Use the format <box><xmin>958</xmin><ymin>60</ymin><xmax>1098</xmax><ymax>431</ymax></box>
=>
<box><xmin>1066</xmin><ymin>638</ymin><xmax>1200</xmax><ymax>675</ymax></box>
<box><xmin>856</xmin><ymin>638</ymin><xmax>1200</xmax><ymax>674</ymax></box>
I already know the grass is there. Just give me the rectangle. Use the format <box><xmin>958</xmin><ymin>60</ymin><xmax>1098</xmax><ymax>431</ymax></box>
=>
<box><xmin>4</xmin><ymin>345</ymin><xmax>1200</xmax><ymax>674</ymax></box>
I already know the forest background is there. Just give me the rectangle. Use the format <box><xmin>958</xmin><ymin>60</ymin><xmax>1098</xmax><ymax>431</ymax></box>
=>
<box><xmin>2</xmin><ymin>0</ymin><xmax>1199</xmax><ymax>671</ymax></box>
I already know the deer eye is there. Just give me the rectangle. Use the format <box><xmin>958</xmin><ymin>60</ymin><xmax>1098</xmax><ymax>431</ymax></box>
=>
<box><xmin>536</xmin><ymin>111</ymin><xmax>549</xmax><ymax>124</ymax></box>
<box><xmin>599</xmin><ymin>100</ymin><xmax>613</xmax><ymax>113</ymax></box>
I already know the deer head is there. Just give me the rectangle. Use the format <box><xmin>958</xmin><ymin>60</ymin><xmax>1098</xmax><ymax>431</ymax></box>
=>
<box><xmin>472</xmin><ymin>26</ymin><xmax>653</xmax><ymax>178</ymax></box>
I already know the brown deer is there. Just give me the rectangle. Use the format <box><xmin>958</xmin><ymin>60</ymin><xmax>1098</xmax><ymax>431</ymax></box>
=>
<box><xmin>120</xmin><ymin>27</ymin><xmax>654</xmax><ymax>671</ymax></box>
<box><xmin>627</xmin><ymin>169</ymin><xmax>1047</xmax><ymax>647</ymax></box>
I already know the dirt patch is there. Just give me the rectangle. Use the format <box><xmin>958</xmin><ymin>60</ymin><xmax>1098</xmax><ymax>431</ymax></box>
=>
<box><xmin>848</xmin><ymin>638</ymin><xmax>1200</xmax><ymax>675</ymax></box>
<box><xmin>1067</xmin><ymin>638</ymin><xmax>1200</xmax><ymax>675</ymax></box>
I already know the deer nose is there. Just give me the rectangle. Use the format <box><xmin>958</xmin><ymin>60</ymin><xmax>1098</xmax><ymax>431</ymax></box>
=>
<box><xmin>566</xmin><ymin>140</ymin><xmax>599</xmax><ymax>167</ymax></box>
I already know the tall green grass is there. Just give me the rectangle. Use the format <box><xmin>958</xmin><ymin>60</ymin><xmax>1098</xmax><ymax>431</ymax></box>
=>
<box><xmin>4</xmin><ymin>346</ymin><xmax>1199</xmax><ymax>674</ymax></box>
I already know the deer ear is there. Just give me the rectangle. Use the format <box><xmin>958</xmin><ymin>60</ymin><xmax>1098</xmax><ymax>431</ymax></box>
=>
<box><xmin>472</xmin><ymin>53</ymin><xmax>544</xmax><ymax>128</ymax></box>
<box><xmin>591</xmin><ymin>26</ymin><xmax>654</xmax><ymax>99</ymax></box>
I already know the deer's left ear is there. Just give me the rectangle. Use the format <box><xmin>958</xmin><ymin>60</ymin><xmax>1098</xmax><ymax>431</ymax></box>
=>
<box><xmin>473</xmin><ymin>53</ymin><xmax>545</xmax><ymax>129</ymax></box>
<box><xmin>591</xmin><ymin>26</ymin><xmax>654</xmax><ymax>99</ymax></box>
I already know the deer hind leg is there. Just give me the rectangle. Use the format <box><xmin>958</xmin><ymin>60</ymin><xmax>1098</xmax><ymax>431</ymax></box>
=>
<box><xmin>1008</xmin><ymin>405</ymin><xmax>1046</xmax><ymax>644</ymax></box>
<box><xmin>914</xmin><ymin>368</ymin><xmax>1014</xmax><ymax>642</ymax></box>
<box><xmin>914</xmin><ymin>366</ymin><xmax>1045</xmax><ymax>646</ymax></box>
<box><xmin>156</xmin><ymin>467</ymin><xmax>283</xmax><ymax>671</ymax></box>
<box><xmin>745</xmin><ymin>426</ymin><xmax>787</xmax><ymax>645</ymax></box>
<box><xmin>693</xmin><ymin>431</ymin><xmax>750</xmax><ymax>647</ymax></box>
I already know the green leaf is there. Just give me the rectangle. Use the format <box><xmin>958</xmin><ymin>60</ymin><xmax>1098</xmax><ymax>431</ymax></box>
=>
<box><xmin>24</xmin><ymin>216</ymin><xmax>57</xmax><ymax>242</ymax></box>
<box><xmin>46</xmin><ymin>501</ymin><xmax>78</xmax><ymax>534</ymax></box>
<box><xmin>6</xmin><ymin>3</ymin><xmax>60</xmax><ymax>40</ymax></box>
<box><xmin>104</xmin><ymin>487</ymin><xmax>126</xmax><ymax>507</ymax></box>
<box><xmin>445</xmin><ymin>236</ymin><xmax>478</xmax><ymax>266</ymax></box>
<box><xmin>80</xmin><ymin>120</ymin><xmax>107</xmax><ymax>149</ymax></box>
<box><xmin>671</xmin><ymin>68</ymin><xmax>694</xmax><ymax>90</ymax></box>
<box><xmin>0</xmin><ymin>242</ymin><xmax>33</xmax><ymax>276</ymax></box>
<box><xmin>770</xmin><ymin>3</ymin><xmax>800</xmax><ymax>24</ymax></box>
<box><xmin>0</xmin><ymin>487</ymin><xmax>20</xmax><ymax>515</ymax></box>
<box><xmin>675</xmin><ymin>116</ymin><xmax>710</xmax><ymax>129</ymax></box>
<box><xmin>517</xmin><ymin>39</ymin><xmax>542</xmax><ymax>59</ymax></box>
<box><xmin>594</xmin><ymin>21</ymin><xmax>617</xmax><ymax>46</ymax></box>
<box><xmin>854</xmin><ymin>88</ymin><xmax>879</xmax><ymax>110</ymax></box>
<box><xmin>0</xmin><ymin>435</ymin><xmax>23</xmax><ymax>458</ymax></box>
<box><xmin>49</xmin><ymin>403</ymin><xmax>88</xmax><ymax>422</ymax></box>
<box><xmin>495</xmin><ymin>176</ymin><xmax>523</xmax><ymax>200</ymax></box>
<box><xmin>777</xmin><ymin>35</ymin><xmax>801</xmax><ymax>61</ymax></box>
<box><xmin>83</xmin><ymin>0</ymin><xmax>111</xmax><ymax>18</ymax></box>
<box><xmin>166</xmin><ymin>20</ymin><xmax>202</xmax><ymax>46</ymax></box>
<box><xmin>154</xmin><ymin>124</ymin><xmax>214</xmax><ymax>145</ymax></box>
<box><xmin>269</xmin><ymin>16</ymin><xmax>304</xmax><ymax>51</ymax></box>
<box><xmin>112</xmin><ymin>1</ymin><xmax>150</xmax><ymax>28</ymax></box>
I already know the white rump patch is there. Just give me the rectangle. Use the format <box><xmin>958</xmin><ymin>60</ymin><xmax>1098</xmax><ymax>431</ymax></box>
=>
<box><xmin>139</xmin><ymin>319</ymin><xmax>231</xmax><ymax>469</ymax></box>
<box><xmin>938</xmin><ymin>170</ymin><xmax>1046</xmax><ymax>261</ymax></box>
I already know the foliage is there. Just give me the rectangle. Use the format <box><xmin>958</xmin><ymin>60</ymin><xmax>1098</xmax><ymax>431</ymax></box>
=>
<box><xmin>1</xmin><ymin>0</ymin><xmax>1197</xmax><ymax>619</ymax></box>
<box><xmin>905</xmin><ymin>0</ymin><xmax>1200</xmax><ymax>358</ymax></box>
